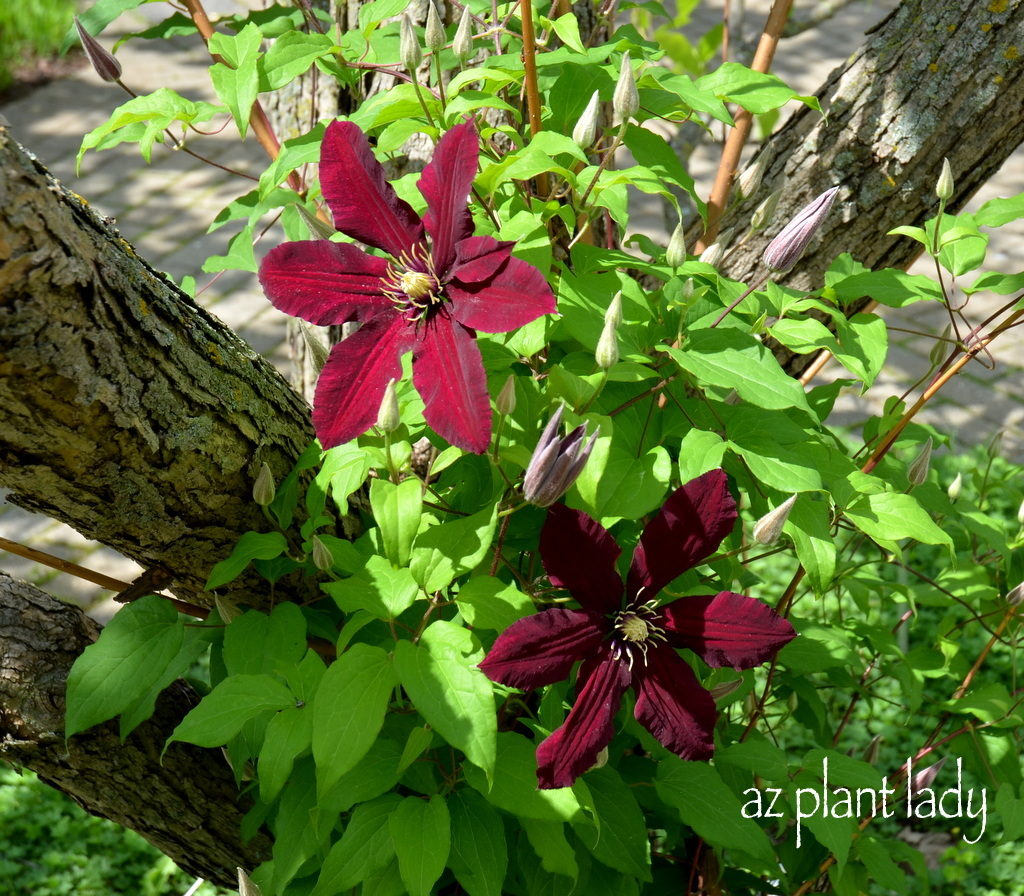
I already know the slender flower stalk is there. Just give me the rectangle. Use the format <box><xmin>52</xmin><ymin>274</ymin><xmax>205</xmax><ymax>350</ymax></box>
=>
<box><xmin>762</xmin><ymin>186</ymin><xmax>840</xmax><ymax>272</ymax></box>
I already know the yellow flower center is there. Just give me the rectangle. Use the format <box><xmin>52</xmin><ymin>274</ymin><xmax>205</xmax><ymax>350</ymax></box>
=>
<box><xmin>381</xmin><ymin>245</ymin><xmax>444</xmax><ymax>322</ymax></box>
<box><xmin>620</xmin><ymin>615</ymin><xmax>650</xmax><ymax>642</ymax></box>
<box><xmin>611</xmin><ymin>601</ymin><xmax>667</xmax><ymax>669</ymax></box>
<box><xmin>400</xmin><ymin>271</ymin><xmax>434</xmax><ymax>300</ymax></box>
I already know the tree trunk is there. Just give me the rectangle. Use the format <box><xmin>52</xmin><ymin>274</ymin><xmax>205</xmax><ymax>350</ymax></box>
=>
<box><xmin>716</xmin><ymin>0</ymin><xmax>1024</xmax><ymax>371</ymax></box>
<box><xmin>0</xmin><ymin>573</ymin><xmax>270</xmax><ymax>886</ymax></box>
<box><xmin>0</xmin><ymin>124</ymin><xmax>319</xmax><ymax>610</ymax></box>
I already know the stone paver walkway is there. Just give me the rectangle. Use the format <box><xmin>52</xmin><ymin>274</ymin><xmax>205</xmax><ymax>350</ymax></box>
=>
<box><xmin>1</xmin><ymin>0</ymin><xmax>1023</xmax><ymax>619</ymax></box>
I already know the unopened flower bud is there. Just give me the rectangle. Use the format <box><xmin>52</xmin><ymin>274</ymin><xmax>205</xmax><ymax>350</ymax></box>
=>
<box><xmin>750</xmin><ymin>187</ymin><xmax>782</xmax><ymax>232</ymax></box>
<box><xmin>1006</xmin><ymin>582</ymin><xmax>1024</xmax><ymax>606</ymax></box>
<box><xmin>936</xmin><ymin>158</ymin><xmax>954</xmax><ymax>202</ymax></box>
<box><xmin>311</xmin><ymin>535</ymin><xmax>333</xmax><ymax>571</ymax></box>
<box><xmin>296</xmin><ymin>320</ymin><xmax>330</xmax><ymax>375</ymax></box>
<box><xmin>666</xmin><ymin>216</ymin><xmax>688</xmax><ymax>268</ymax></box>
<box><xmin>425</xmin><ymin>3</ymin><xmax>446</xmax><ymax>52</ymax></box>
<box><xmin>216</xmin><ymin>595</ymin><xmax>243</xmax><ymax>624</ymax></box>
<box><xmin>709</xmin><ymin>679</ymin><xmax>743</xmax><ymax>700</ymax></box>
<box><xmin>1018</xmin><ymin>497</ymin><xmax>1024</xmax><ymax>526</ymax></box>
<box><xmin>613</xmin><ymin>53</ymin><xmax>639</xmax><ymax>123</ymax></box>
<box><xmin>762</xmin><ymin>186</ymin><xmax>840</xmax><ymax>273</ymax></box>
<box><xmin>452</xmin><ymin>5</ymin><xmax>474</xmax><ymax>64</ymax></box>
<box><xmin>947</xmin><ymin>472</ymin><xmax>963</xmax><ymax>503</ymax></box>
<box><xmin>400</xmin><ymin>15</ymin><xmax>423</xmax><ymax>72</ymax></box>
<box><xmin>908</xmin><ymin>757</ymin><xmax>945</xmax><ymax>796</ymax></box>
<box><xmin>523</xmin><ymin>406</ymin><xmax>600</xmax><ymax>507</ymax></box>
<box><xmin>736</xmin><ymin>154</ymin><xmax>768</xmax><ymax>200</ymax></box>
<box><xmin>752</xmin><ymin>495</ymin><xmax>797</xmax><ymax>545</ymax></box>
<box><xmin>595</xmin><ymin>315</ymin><xmax>619</xmax><ymax>370</ymax></box>
<box><xmin>377</xmin><ymin>379</ymin><xmax>400</xmax><ymax>432</ymax></box>
<box><xmin>698</xmin><ymin>240</ymin><xmax>725</xmax><ymax>267</ymax></box>
<box><xmin>238</xmin><ymin>866</ymin><xmax>262</xmax><ymax>896</ymax></box>
<box><xmin>907</xmin><ymin>437</ymin><xmax>932</xmax><ymax>487</ymax></box>
<box><xmin>252</xmin><ymin>463</ymin><xmax>276</xmax><ymax>506</ymax></box>
<box><xmin>296</xmin><ymin>204</ymin><xmax>336</xmax><ymax>240</ymax></box>
<box><xmin>605</xmin><ymin>290</ymin><xmax>623</xmax><ymax>327</ymax></box>
<box><xmin>496</xmin><ymin>374</ymin><xmax>516</xmax><ymax>415</ymax></box>
<box><xmin>75</xmin><ymin>17</ymin><xmax>122</xmax><ymax>83</ymax></box>
<box><xmin>572</xmin><ymin>90</ymin><xmax>601</xmax><ymax>150</ymax></box>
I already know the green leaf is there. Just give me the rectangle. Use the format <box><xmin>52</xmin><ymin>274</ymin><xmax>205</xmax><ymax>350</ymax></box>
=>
<box><xmin>965</xmin><ymin>270</ymin><xmax>1024</xmax><ymax>296</ymax></box>
<box><xmin>521</xmin><ymin>818</ymin><xmax>578</xmax><ymax>880</ymax></box>
<box><xmin>831</xmin><ymin>269</ymin><xmax>943</xmax><ymax>308</ymax></box>
<box><xmin>324</xmin><ymin>555</ymin><xmax>420</xmax><ymax>620</ymax></box>
<box><xmin>668</xmin><ymin>328</ymin><xmax>813</xmax><ymax>415</ymax></box>
<box><xmin>854</xmin><ymin>836</ymin><xmax>907</xmax><ymax>891</ymax></box>
<box><xmin>259</xmin><ymin>705</ymin><xmax>313</xmax><ymax>803</ymax></box>
<box><xmin>678</xmin><ymin>429</ymin><xmax>726</xmax><ymax>482</ymax></box>
<box><xmin>410</xmin><ymin>502</ymin><xmax>499</xmax><ymax>592</ymax></box>
<box><xmin>394</xmin><ymin>622</ymin><xmax>496</xmax><ymax>779</ymax></box>
<box><xmin>573</xmin><ymin>443</ymin><xmax>672</xmax><ymax>524</ymax></box>
<box><xmin>843</xmin><ymin>491</ymin><xmax>953</xmax><ymax>554</ymax></box>
<box><xmin>391</xmin><ymin>795</ymin><xmax>451</xmax><ymax>896</ymax></box>
<box><xmin>260</xmin><ymin>30</ymin><xmax>335</xmax><ymax>90</ymax></box>
<box><xmin>656</xmin><ymin>759</ymin><xmax>777</xmax><ymax>869</ymax></box>
<box><xmin>313</xmin><ymin>644</ymin><xmax>397</xmax><ymax>794</ymax></box>
<box><xmin>168</xmin><ymin>674</ymin><xmax>295</xmax><ymax>748</ymax></box>
<box><xmin>549</xmin><ymin>13</ymin><xmax>586</xmax><ymax>53</ymax></box>
<box><xmin>65</xmin><ymin>595</ymin><xmax>184</xmax><ymax>737</ymax></box>
<box><xmin>206</xmin><ymin>531</ymin><xmax>288</xmax><ymax>589</ymax></box>
<box><xmin>456</xmin><ymin>576</ymin><xmax>534</xmax><ymax>630</ymax></box>
<box><xmin>697</xmin><ymin>62</ymin><xmax>818</xmax><ymax>114</ymax></box>
<box><xmin>786</xmin><ymin>496</ymin><xmax>837</xmax><ymax>593</ymax></box>
<box><xmin>448</xmin><ymin>790</ymin><xmax>509</xmax><ymax>896</ymax></box>
<box><xmin>976</xmin><ymin>193</ymin><xmax>1024</xmax><ymax>227</ymax></box>
<box><xmin>223</xmin><ymin>603</ymin><xmax>307</xmax><ymax>676</ymax></box>
<box><xmin>312</xmin><ymin>795</ymin><xmax>401</xmax><ymax>895</ymax></box>
<box><xmin>464</xmin><ymin>732</ymin><xmax>583</xmax><ymax>821</ymax></box>
<box><xmin>315</xmin><ymin>443</ymin><xmax>372</xmax><ymax>517</ymax></box>
<box><xmin>572</xmin><ymin>766</ymin><xmax>651</xmax><ymax>879</ymax></box>
<box><xmin>370</xmin><ymin>478</ymin><xmax>422</xmax><ymax>567</ymax></box>
<box><xmin>321</xmin><ymin>738</ymin><xmax>403</xmax><ymax>814</ymax></box>
<box><xmin>996</xmin><ymin>782</ymin><xmax>1024</xmax><ymax>842</ymax></box>
<box><xmin>208</xmin><ymin>23</ymin><xmax>263</xmax><ymax>136</ymax></box>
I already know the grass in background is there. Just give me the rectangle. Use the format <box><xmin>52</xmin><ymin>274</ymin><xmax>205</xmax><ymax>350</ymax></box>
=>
<box><xmin>0</xmin><ymin>0</ymin><xmax>77</xmax><ymax>92</ymax></box>
<box><xmin>0</xmin><ymin>762</ymin><xmax>224</xmax><ymax>896</ymax></box>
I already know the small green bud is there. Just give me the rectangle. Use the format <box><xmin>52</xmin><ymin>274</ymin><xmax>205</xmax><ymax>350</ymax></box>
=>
<box><xmin>400</xmin><ymin>14</ymin><xmax>423</xmax><ymax>72</ymax></box>
<box><xmin>452</xmin><ymin>5</ymin><xmax>474</xmax><ymax>64</ymax></box>
<box><xmin>496</xmin><ymin>374</ymin><xmax>516</xmax><ymax>415</ymax></box>
<box><xmin>613</xmin><ymin>52</ymin><xmax>639</xmax><ymax>123</ymax></box>
<box><xmin>665</xmin><ymin>215</ymin><xmax>687</xmax><ymax>268</ymax></box>
<box><xmin>252</xmin><ymin>462</ymin><xmax>276</xmax><ymax>506</ymax></box>
<box><xmin>595</xmin><ymin>315</ymin><xmax>619</xmax><ymax>370</ymax></box>
<box><xmin>572</xmin><ymin>90</ymin><xmax>601</xmax><ymax>150</ymax></box>
<box><xmin>377</xmin><ymin>379</ymin><xmax>400</xmax><ymax>432</ymax></box>
<box><xmin>930</xmin><ymin>323</ymin><xmax>954</xmax><ymax>367</ymax></box>
<box><xmin>752</xmin><ymin>495</ymin><xmax>797</xmax><ymax>545</ymax></box>
<box><xmin>736</xmin><ymin>154</ymin><xmax>768</xmax><ymax>200</ymax></box>
<box><xmin>907</xmin><ymin>437</ymin><xmax>932</xmax><ymax>487</ymax></box>
<box><xmin>946</xmin><ymin>471</ymin><xmax>963</xmax><ymax>503</ymax></box>
<box><xmin>1016</xmin><ymin>496</ymin><xmax>1024</xmax><ymax>526</ymax></box>
<box><xmin>936</xmin><ymin>157</ymin><xmax>954</xmax><ymax>201</ymax></box>
<box><xmin>311</xmin><ymin>535</ymin><xmax>333</xmax><ymax>572</ymax></box>
<box><xmin>425</xmin><ymin>3</ymin><xmax>446</xmax><ymax>53</ymax></box>
<box><xmin>750</xmin><ymin>187</ymin><xmax>783</xmax><ymax>232</ymax></box>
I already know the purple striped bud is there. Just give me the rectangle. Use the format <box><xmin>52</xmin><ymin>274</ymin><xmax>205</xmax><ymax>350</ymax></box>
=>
<box><xmin>762</xmin><ymin>186</ymin><xmax>840</xmax><ymax>273</ymax></box>
<box><xmin>75</xmin><ymin>17</ymin><xmax>122</xmax><ymax>83</ymax></box>
<box><xmin>523</xmin><ymin>406</ymin><xmax>600</xmax><ymax>507</ymax></box>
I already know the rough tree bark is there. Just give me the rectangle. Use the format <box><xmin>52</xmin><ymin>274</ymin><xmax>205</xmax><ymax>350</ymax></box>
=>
<box><xmin>0</xmin><ymin>124</ymin><xmax>319</xmax><ymax>610</ymax></box>
<box><xmin>2</xmin><ymin>0</ymin><xmax>1023</xmax><ymax>885</ymax></box>
<box><xmin>715</xmin><ymin>0</ymin><xmax>1024</xmax><ymax>373</ymax></box>
<box><xmin>0</xmin><ymin>574</ymin><xmax>270</xmax><ymax>886</ymax></box>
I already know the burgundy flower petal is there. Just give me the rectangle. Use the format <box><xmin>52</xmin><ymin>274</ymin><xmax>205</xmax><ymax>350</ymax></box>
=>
<box><xmin>661</xmin><ymin>591</ymin><xmax>797</xmax><ymax>668</ymax></box>
<box><xmin>448</xmin><ymin>254</ymin><xmax>557</xmax><ymax>334</ymax></box>
<box><xmin>627</xmin><ymin>469</ymin><xmax>738</xmax><ymax>602</ymax></box>
<box><xmin>412</xmin><ymin>313</ymin><xmax>491</xmax><ymax>454</ymax></box>
<box><xmin>419</xmin><ymin>121</ymin><xmax>478</xmax><ymax>275</ymax></box>
<box><xmin>258</xmin><ymin>240</ymin><xmax>392</xmax><ymax>325</ymax></box>
<box><xmin>448</xmin><ymin>235</ymin><xmax>514</xmax><ymax>284</ymax></box>
<box><xmin>478</xmin><ymin>608</ymin><xmax>605</xmax><ymax>690</ymax></box>
<box><xmin>535</xmin><ymin>650</ymin><xmax>632</xmax><ymax>789</ymax></box>
<box><xmin>319</xmin><ymin>120</ymin><xmax>424</xmax><ymax>259</ymax></box>
<box><xmin>311</xmin><ymin>312</ymin><xmax>415</xmax><ymax>448</ymax></box>
<box><xmin>633</xmin><ymin>646</ymin><xmax>717</xmax><ymax>760</ymax></box>
<box><xmin>540</xmin><ymin>504</ymin><xmax>624</xmax><ymax>616</ymax></box>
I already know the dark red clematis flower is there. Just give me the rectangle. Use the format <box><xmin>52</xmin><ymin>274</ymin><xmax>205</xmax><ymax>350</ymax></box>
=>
<box><xmin>258</xmin><ymin>120</ymin><xmax>556</xmax><ymax>454</ymax></box>
<box><xmin>479</xmin><ymin>469</ymin><xmax>797</xmax><ymax>789</ymax></box>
